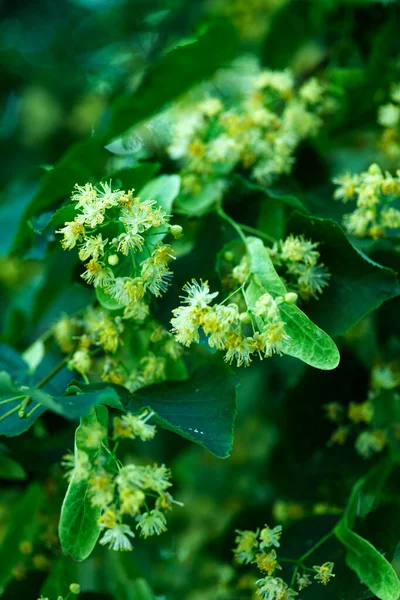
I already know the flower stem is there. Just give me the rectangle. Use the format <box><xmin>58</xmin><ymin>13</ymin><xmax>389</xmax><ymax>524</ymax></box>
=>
<box><xmin>36</xmin><ymin>358</ymin><xmax>68</xmax><ymax>389</ymax></box>
<box><xmin>217</xmin><ymin>207</ymin><xmax>247</xmax><ymax>244</ymax></box>
<box><xmin>298</xmin><ymin>528</ymin><xmax>335</xmax><ymax>563</ymax></box>
<box><xmin>0</xmin><ymin>395</ymin><xmax>26</xmax><ymax>406</ymax></box>
<box><xmin>0</xmin><ymin>403</ymin><xmax>24</xmax><ymax>423</ymax></box>
<box><xmin>0</xmin><ymin>358</ymin><xmax>68</xmax><ymax>424</ymax></box>
<box><xmin>238</xmin><ymin>223</ymin><xmax>276</xmax><ymax>243</ymax></box>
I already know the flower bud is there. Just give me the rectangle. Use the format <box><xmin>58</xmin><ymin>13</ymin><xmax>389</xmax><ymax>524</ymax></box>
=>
<box><xmin>224</xmin><ymin>251</ymin><xmax>234</xmax><ymax>262</ymax></box>
<box><xmin>69</xmin><ymin>583</ymin><xmax>81</xmax><ymax>594</ymax></box>
<box><xmin>170</xmin><ymin>224</ymin><xmax>183</xmax><ymax>239</ymax></box>
<box><xmin>108</xmin><ymin>254</ymin><xmax>119</xmax><ymax>266</ymax></box>
<box><xmin>239</xmin><ymin>312</ymin><xmax>251</xmax><ymax>325</ymax></box>
<box><xmin>284</xmin><ymin>292</ymin><xmax>298</xmax><ymax>304</ymax></box>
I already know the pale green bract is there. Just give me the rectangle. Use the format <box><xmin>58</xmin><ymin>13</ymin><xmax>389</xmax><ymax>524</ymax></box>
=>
<box><xmin>244</xmin><ymin>236</ymin><xmax>340</xmax><ymax>370</ymax></box>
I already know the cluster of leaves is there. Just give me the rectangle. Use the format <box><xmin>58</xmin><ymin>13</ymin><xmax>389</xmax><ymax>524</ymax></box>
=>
<box><xmin>1</xmin><ymin>0</ymin><xmax>400</xmax><ymax>599</ymax></box>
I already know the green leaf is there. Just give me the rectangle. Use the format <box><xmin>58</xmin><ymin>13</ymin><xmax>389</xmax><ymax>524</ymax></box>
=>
<box><xmin>139</xmin><ymin>174</ymin><xmax>181</xmax><ymax>213</ymax></box>
<box><xmin>59</xmin><ymin>406</ymin><xmax>108</xmax><ymax>561</ymax></box>
<box><xmin>0</xmin><ymin>454</ymin><xmax>27</xmax><ymax>480</ymax></box>
<box><xmin>245</xmin><ymin>236</ymin><xmax>340</xmax><ymax>370</ymax></box>
<box><xmin>15</xmin><ymin>138</ymin><xmax>108</xmax><ymax>245</ymax></box>
<box><xmin>287</xmin><ymin>212</ymin><xmax>400</xmax><ymax>336</ymax></box>
<box><xmin>22</xmin><ymin>338</ymin><xmax>45</xmax><ymax>372</ymax></box>
<box><xmin>175</xmin><ymin>181</ymin><xmax>226</xmax><ymax>217</ymax></box>
<box><xmin>108</xmin><ymin>552</ymin><xmax>155</xmax><ymax>600</ymax></box>
<box><xmin>237</xmin><ymin>175</ymin><xmax>308</xmax><ymax>212</ymax></box>
<box><xmin>0</xmin><ymin>344</ymin><xmax>29</xmax><ymax>379</ymax></box>
<box><xmin>137</xmin><ymin>174</ymin><xmax>181</xmax><ymax>251</ymax></box>
<box><xmin>107</xmin><ymin>21</ymin><xmax>238</xmax><ymax>140</ymax></box>
<box><xmin>31</xmin><ymin>203</ymin><xmax>76</xmax><ymax>235</ymax></box>
<box><xmin>0</xmin><ymin>371</ymin><xmax>122</xmax><ymax>436</ymax></box>
<box><xmin>40</xmin><ymin>555</ymin><xmax>81</xmax><ymax>598</ymax></box>
<box><xmin>38</xmin><ymin>385</ymin><xmax>124</xmax><ymax>419</ymax></box>
<box><xmin>125</xmin><ymin>360</ymin><xmax>238</xmax><ymax>458</ymax></box>
<box><xmin>335</xmin><ymin>523</ymin><xmax>400</xmax><ymax>600</ymax></box>
<box><xmin>0</xmin><ymin>483</ymin><xmax>43</xmax><ymax>589</ymax></box>
<box><xmin>0</xmin><ymin>372</ymin><xmax>46</xmax><ymax>437</ymax></box>
<box><xmin>335</xmin><ymin>462</ymin><xmax>400</xmax><ymax>600</ymax></box>
<box><xmin>107</xmin><ymin>162</ymin><xmax>160</xmax><ymax>192</ymax></box>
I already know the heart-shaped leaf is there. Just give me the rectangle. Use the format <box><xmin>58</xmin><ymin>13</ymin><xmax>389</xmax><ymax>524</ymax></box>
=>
<box><xmin>126</xmin><ymin>360</ymin><xmax>238</xmax><ymax>459</ymax></box>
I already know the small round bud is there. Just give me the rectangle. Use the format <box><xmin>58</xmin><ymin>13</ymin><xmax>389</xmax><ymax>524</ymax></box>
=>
<box><xmin>108</xmin><ymin>254</ymin><xmax>119</xmax><ymax>266</ymax></box>
<box><xmin>69</xmin><ymin>583</ymin><xmax>81</xmax><ymax>594</ymax></box>
<box><xmin>57</xmin><ymin>596</ymin><xmax>64</xmax><ymax>600</ymax></box>
<box><xmin>170</xmin><ymin>224</ymin><xmax>183</xmax><ymax>239</ymax></box>
<box><xmin>368</xmin><ymin>163</ymin><xmax>381</xmax><ymax>176</ymax></box>
<box><xmin>239</xmin><ymin>312</ymin><xmax>251</xmax><ymax>325</ymax></box>
<box><xmin>224</xmin><ymin>251</ymin><xmax>234</xmax><ymax>262</ymax></box>
<box><xmin>284</xmin><ymin>292</ymin><xmax>298</xmax><ymax>304</ymax></box>
<box><xmin>19</xmin><ymin>540</ymin><xmax>33</xmax><ymax>555</ymax></box>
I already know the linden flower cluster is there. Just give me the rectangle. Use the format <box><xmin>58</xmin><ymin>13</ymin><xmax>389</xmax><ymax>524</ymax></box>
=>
<box><xmin>324</xmin><ymin>363</ymin><xmax>400</xmax><ymax>458</ymax></box>
<box><xmin>54</xmin><ymin>308</ymin><xmax>182</xmax><ymax>391</ymax></box>
<box><xmin>57</xmin><ymin>182</ymin><xmax>182</xmax><ymax>319</ymax></box>
<box><xmin>233</xmin><ymin>524</ymin><xmax>335</xmax><ymax>598</ymax></box>
<box><xmin>164</xmin><ymin>68</ymin><xmax>328</xmax><ymax>203</ymax></box>
<box><xmin>378</xmin><ymin>82</ymin><xmax>400</xmax><ymax>162</ymax></box>
<box><xmin>171</xmin><ymin>279</ymin><xmax>292</xmax><ymax>367</ymax></box>
<box><xmin>264</xmin><ymin>235</ymin><xmax>329</xmax><ymax>300</ymax></box>
<box><xmin>230</xmin><ymin>234</ymin><xmax>330</xmax><ymax>302</ymax></box>
<box><xmin>333</xmin><ymin>163</ymin><xmax>400</xmax><ymax>238</ymax></box>
<box><xmin>64</xmin><ymin>411</ymin><xmax>179</xmax><ymax>552</ymax></box>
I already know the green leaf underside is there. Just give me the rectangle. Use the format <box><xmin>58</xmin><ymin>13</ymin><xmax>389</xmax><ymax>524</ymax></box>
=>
<box><xmin>139</xmin><ymin>174</ymin><xmax>181</xmax><ymax>213</ymax></box>
<box><xmin>126</xmin><ymin>361</ymin><xmax>238</xmax><ymax>459</ymax></box>
<box><xmin>0</xmin><ymin>370</ymin><xmax>123</xmax><ymax>437</ymax></box>
<box><xmin>335</xmin><ymin>524</ymin><xmax>400</xmax><ymax>600</ymax></box>
<box><xmin>59</xmin><ymin>406</ymin><xmax>108</xmax><ymax>561</ymax></box>
<box><xmin>0</xmin><ymin>483</ymin><xmax>43</xmax><ymax>588</ymax></box>
<box><xmin>288</xmin><ymin>212</ymin><xmax>400</xmax><ymax>336</ymax></box>
<box><xmin>0</xmin><ymin>371</ymin><xmax>46</xmax><ymax>437</ymax></box>
<box><xmin>245</xmin><ymin>236</ymin><xmax>340</xmax><ymax>370</ymax></box>
<box><xmin>334</xmin><ymin>462</ymin><xmax>400</xmax><ymax>600</ymax></box>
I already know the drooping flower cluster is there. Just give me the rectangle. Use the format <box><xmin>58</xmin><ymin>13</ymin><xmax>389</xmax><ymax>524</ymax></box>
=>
<box><xmin>170</xmin><ymin>279</ymin><xmax>291</xmax><ymax>367</ymax></box>
<box><xmin>333</xmin><ymin>163</ymin><xmax>400</xmax><ymax>238</ymax></box>
<box><xmin>57</xmin><ymin>182</ymin><xmax>181</xmax><ymax>319</ymax></box>
<box><xmin>64</xmin><ymin>410</ymin><xmax>180</xmax><ymax>553</ymax></box>
<box><xmin>230</xmin><ymin>234</ymin><xmax>330</xmax><ymax>302</ymax></box>
<box><xmin>324</xmin><ymin>362</ymin><xmax>400</xmax><ymax>458</ymax></box>
<box><xmin>233</xmin><ymin>523</ymin><xmax>335</xmax><ymax>598</ymax></box>
<box><xmin>136</xmin><ymin>65</ymin><xmax>331</xmax><ymax>210</ymax></box>
<box><xmin>53</xmin><ymin>308</ymin><xmax>182</xmax><ymax>391</ymax></box>
<box><xmin>269</xmin><ymin>235</ymin><xmax>330</xmax><ymax>300</ymax></box>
